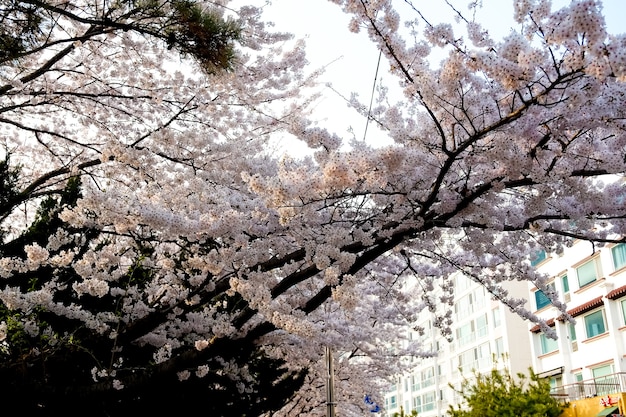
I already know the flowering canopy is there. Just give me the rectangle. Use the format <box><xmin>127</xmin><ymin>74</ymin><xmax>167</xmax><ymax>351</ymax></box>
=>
<box><xmin>0</xmin><ymin>0</ymin><xmax>625</xmax><ymax>415</ymax></box>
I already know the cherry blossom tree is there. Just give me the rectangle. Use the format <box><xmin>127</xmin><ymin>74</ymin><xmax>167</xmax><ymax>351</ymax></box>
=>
<box><xmin>1</xmin><ymin>0</ymin><xmax>626</xmax><ymax>416</ymax></box>
<box><xmin>0</xmin><ymin>0</ymin><xmax>322</xmax><ymax>414</ymax></box>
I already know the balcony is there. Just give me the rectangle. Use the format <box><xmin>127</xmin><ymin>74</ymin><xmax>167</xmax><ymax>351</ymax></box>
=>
<box><xmin>550</xmin><ymin>372</ymin><xmax>626</xmax><ymax>402</ymax></box>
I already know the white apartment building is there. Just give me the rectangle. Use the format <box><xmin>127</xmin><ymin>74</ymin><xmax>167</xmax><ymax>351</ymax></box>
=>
<box><xmin>529</xmin><ymin>240</ymin><xmax>626</xmax><ymax>409</ymax></box>
<box><xmin>384</xmin><ymin>274</ymin><xmax>534</xmax><ymax>417</ymax></box>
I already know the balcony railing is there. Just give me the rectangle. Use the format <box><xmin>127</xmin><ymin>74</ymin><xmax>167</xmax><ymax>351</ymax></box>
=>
<box><xmin>550</xmin><ymin>372</ymin><xmax>626</xmax><ymax>402</ymax></box>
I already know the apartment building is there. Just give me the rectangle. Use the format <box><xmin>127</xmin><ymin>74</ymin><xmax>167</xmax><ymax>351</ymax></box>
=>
<box><xmin>529</xmin><ymin>240</ymin><xmax>626</xmax><ymax>417</ymax></box>
<box><xmin>384</xmin><ymin>274</ymin><xmax>534</xmax><ymax>417</ymax></box>
<box><xmin>384</xmin><ymin>239</ymin><xmax>626</xmax><ymax>417</ymax></box>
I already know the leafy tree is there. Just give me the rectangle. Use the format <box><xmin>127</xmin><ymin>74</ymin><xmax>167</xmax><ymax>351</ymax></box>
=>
<box><xmin>0</xmin><ymin>0</ymin><xmax>240</xmax><ymax>71</ymax></box>
<box><xmin>0</xmin><ymin>0</ymin><xmax>625</xmax><ymax>416</ymax></box>
<box><xmin>448</xmin><ymin>367</ymin><xmax>565</xmax><ymax>417</ymax></box>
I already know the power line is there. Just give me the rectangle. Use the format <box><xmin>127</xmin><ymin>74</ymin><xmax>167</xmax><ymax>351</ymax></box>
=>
<box><xmin>364</xmin><ymin>49</ymin><xmax>382</xmax><ymax>142</ymax></box>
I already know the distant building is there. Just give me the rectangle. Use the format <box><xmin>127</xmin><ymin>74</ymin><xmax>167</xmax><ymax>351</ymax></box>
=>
<box><xmin>385</xmin><ymin>239</ymin><xmax>626</xmax><ymax>417</ymax></box>
<box><xmin>384</xmin><ymin>273</ymin><xmax>534</xmax><ymax>417</ymax></box>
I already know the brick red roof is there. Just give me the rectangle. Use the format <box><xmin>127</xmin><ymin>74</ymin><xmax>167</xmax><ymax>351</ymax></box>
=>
<box><xmin>530</xmin><ymin>317</ymin><xmax>555</xmax><ymax>333</ymax></box>
<box><xmin>528</xmin><ymin>289</ymin><xmax>624</xmax><ymax>333</ymax></box>
<box><xmin>566</xmin><ymin>296</ymin><xmax>604</xmax><ymax>318</ymax></box>
<box><xmin>606</xmin><ymin>284</ymin><xmax>626</xmax><ymax>300</ymax></box>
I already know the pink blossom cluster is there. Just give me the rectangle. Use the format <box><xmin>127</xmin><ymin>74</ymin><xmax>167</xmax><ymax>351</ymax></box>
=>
<box><xmin>1</xmin><ymin>0</ymin><xmax>626</xmax><ymax>415</ymax></box>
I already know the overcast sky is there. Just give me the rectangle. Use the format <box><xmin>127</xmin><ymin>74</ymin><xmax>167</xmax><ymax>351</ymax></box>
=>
<box><xmin>258</xmin><ymin>0</ymin><xmax>626</xmax><ymax>148</ymax></box>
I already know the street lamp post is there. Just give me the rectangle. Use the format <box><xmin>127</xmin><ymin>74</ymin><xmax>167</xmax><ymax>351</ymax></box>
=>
<box><xmin>326</xmin><ymin>346</ymin><xmax>336</xmax><ymax>417</ymax></box>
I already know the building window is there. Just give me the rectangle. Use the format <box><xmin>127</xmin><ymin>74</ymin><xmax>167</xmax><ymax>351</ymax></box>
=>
<box><xmin>576</xmin><ymin>258</ymin><xmax>600</xmax><ymax>288</ymax></box>
<box><xmin>592</xmin><ymin>364</ymin><xmax>615</xmax><ymax>396</ymax></box>
<box><xmin>495</xmin><ymin>337</ymin><xmax>504</xmax><ymax>357</ymax></box>
<box><xmin>388</xmin><ymin>395</ymin><xmax>397</xmax><ymax>410</ymax></box>
<box><xmin>412</xmin><ymin>396</ymin><xmax>421</xmax><ymax>413</ymax></box>
<box><xmin>612</xmin><ymin>244</ymin><xmax>626</xmax><ymax>270</ymax></box>
<box><xmin>492</xmin><ymin>307</ymin><xmax>501</xmax><ymax>327</ymax></box>
<box><xmin>455</xmin><ymin>291</ymin><xmax>485</xmax><ymax>318</ymax></box>
<box><xmin>584</xmin><ymin>310</ymin><xmax>607</xmax><ymax>338</ymax></box>
<box><xmin>456</xmin><ymin>322</ymin><xmax>475</xmax><ymax>347</ymax></box>
<box><xmin>422</xmin><ymin>391</ymin><xmax>435</xmax><ymax>412</ymax></box>
<box><xmin>455</xmin><ymin>274</ymin><xmax>471</xmax><ymax>292</ymax></box>
<box><xmin>476</xmin><ymin>342</ymin><xmax>491</xmax><ymax>369</ymax></box>
<box><xmin>530</xmin><ymin>249</ymin><xmax>547</xmax><ymax>266</ymax></box>
<box><xmin>534</xmin><ymin>282</ymin><xmax>555</xmax><ymax>310</ymax></box>
<box><xmin>422</xmin><ymin>367</ymin><xmax>434</xmax><ymax>388</ymax></box>
<box><xmin>476</xmin><ymin>313</ymin><xmax>488</xmax><ymax>338</ymax></box>
<box><xmin>411</xmin><ymin>374</ymin><xmax>419</xmax><ymax>391</ymax></box>
<box><xmin>621</xmin><ymin>300</ymin><xmax>626</xmax><ymax>325</ymax></box>
<box><xmin>568</xmin><ymin>323</ymin><xmax>577</xmax><ymax>341</ymax></box>
<box><xmin>561</xmin><ymin>275</ymin><xmax>569</xmax><ymax>293</ymax></box>
<box><xmin>535</xmin><ymin>290</ymin><xmax>550</xmax><ymax>310</ymax></box>
<box><xmin>473</xmin><ymin>287</ymin><xmax>486</xmax><ymax>309</ymax></box>
<box><xmin>592</xmin><ymin>364</ymin><xmax>614</xmax><ymax>380</ymax></box>
<box><xmin>549</xmin><ymin>376</ymin><xmax>562</xmax><ymax>390</ymax></box>
<box><xmin>540</xmin><ymin>333</ymin><xmax>558</xmax><ymax>354</ymax></box>
<box><xmin>457</xmin><ymin>349</ymin><xmax>473</xmax><ymax>374</ymax></box>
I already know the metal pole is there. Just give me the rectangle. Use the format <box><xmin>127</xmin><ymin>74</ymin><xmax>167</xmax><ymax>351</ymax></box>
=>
<box><xmin>433</xmin><ymin>320</ymin><xmax>441</xmax><ymax>417</ymax></box>
<box><xmin>326</xmin><ymin>346</ymin><xmax>336</xmax><ymax>417</ymax></box>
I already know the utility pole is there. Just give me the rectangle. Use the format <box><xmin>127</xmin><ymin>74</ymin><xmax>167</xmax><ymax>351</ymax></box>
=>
<box><xmin>326</xmin><ymin>346</ymin><xmax>336</xmax><ymax>417</ymax></box>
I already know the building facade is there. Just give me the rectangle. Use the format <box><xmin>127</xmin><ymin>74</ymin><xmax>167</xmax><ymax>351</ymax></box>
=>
<box><xmin>385</xmin><ymin>240</ymin><xmax>626</xmax><ymax>417</ymax></box>
<box><xmin>384</xmin><ymin>274</ymin><xmax>534</xmax><ymax>417</ymax></box>
<box><xmin>529</xmin><ymin>240</ymin><xmax>626</xmax><ymax>416</ymax></box>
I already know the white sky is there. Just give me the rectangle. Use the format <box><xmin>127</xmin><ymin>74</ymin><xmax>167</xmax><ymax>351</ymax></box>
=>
<box><xmin>259</xmin><ymin>0</ymin><xmax>626</xmax><ymax>147</ymax></box>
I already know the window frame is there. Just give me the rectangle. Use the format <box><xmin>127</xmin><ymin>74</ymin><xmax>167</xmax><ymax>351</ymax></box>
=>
<box><xmin>592</xmin><ymin>363</ymin><xmax>613</xmax><ymax>379</ymax></box>
<box><xmin>539</xmin><ymin>332</ymin><xmax>558</xmax><ymax>354</ymax></box>
<box><xmin>495</xmin><ymin>337</ymin><xmax>504</xmax><ymax>357</ymax></box>
<box><xmin>592</xmin><ymin>364</ymin><xmax>615</xmax><ymax>396</ymax></box>
<box><xmin>534</xmin><ymin>281</ymin><xmax>555</xmax><ymax>310</ymax></box>
<box><xmin>422</xmin><ymin>391</ymin><xmax>436</xmax><ymax>412</ymax></box>
<box><xmin>492</xmin><ymin>307</ymin><xmax>501</xmax><ymax>327</ymax></box>
<box><xmin>576</xmin><ymin>258</ymin><xmax>601</xmax><ymax>288</ymax></box>
<box><xmin>412</xmin><ymin>395</ymin><xmax>422</xmax><ymax>413</ymax></box>
<box><xmin>584</xmin><ymin>309</ymin><xmax>607</xmax><ymax>339</ymax></box>
<box><xmin>476</xmin><ymin>342</ymin><xmax>491</xmax><ymax>369</ymax></box>
<box><xmin>456</xmin><ymin>321</ymin><xmax>475</xmax><ymax>347</ymax></box>
<box><xmin>568</xmin><ymin>322</ymin><xmax>577</xmax><ymax>342</ymax></box>
<box><xmin>476</xmin><ymin>313</ymin><xmax>489</xmax><ymax>338</ymax></box>
<box><xmin>612</xmin><ymin>243</ymin><xmax>626</xmax><ymax>271</ymax></box>
<box><xmin>422</xmin><ymin>367</ymin><xmax>435</xmax><ymax>388</ymax></box>
<box><xmin>530</xmin><ymin>249</ymin><xmax>547</xmax><ymax>266</ymax></box>
<box><xmin>411</xmin><ymin>374</ymin><xmax>420</xmax><ymax>392</ymax></box>
<box><xmin>388</xmin><ymin>395</ymin><xmax>397</xmax><ymax>409</ymax></box>
<box><xmin>561</xmin><ymin>274</ymin><xmax>570</xmax><ymax>293</ymax></box>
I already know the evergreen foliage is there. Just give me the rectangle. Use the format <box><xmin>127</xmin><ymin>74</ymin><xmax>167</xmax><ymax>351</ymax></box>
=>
<box><xmin>0</xmin><ymin>0</ymin><xmax>240</xmax><ymax>72</ymax></box>
<box><xmin>448</xmin><ymin>367</ymin><xmax>565</xmax><ymax>417</ymax></box>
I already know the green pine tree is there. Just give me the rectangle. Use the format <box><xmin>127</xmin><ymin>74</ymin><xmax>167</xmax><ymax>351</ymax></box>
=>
<box><xmin>448</xmin><ymin>367</ymin><xmax>566</xmax><ymax>417</ymax></box>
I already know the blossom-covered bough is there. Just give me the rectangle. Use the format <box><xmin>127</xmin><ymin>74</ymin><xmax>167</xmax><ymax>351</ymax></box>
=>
<box><xmin>0</xmin><ymin>0</ymin><xmax>625</xmax><ymax>415</ymax></box>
